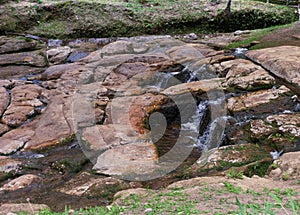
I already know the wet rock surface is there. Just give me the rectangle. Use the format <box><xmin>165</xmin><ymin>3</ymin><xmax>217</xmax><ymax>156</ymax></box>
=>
<box><xmin>0</xmin><ymin>35</ymin><xmax>299</xmax><ymax>212</ymax></box>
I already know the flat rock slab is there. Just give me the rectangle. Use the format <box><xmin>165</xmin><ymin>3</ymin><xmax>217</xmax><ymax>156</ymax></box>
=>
<box><xmin>2</xmin><ymin>84</ymin><xmax>44</xmax><ymax>127</ymax></box>
<box><xmin>0</xmin><ymin>50</ymin><xmax>47</xmax><ymax>67</ymax></box>
<box><xmin>0</xmin><ymin>137</ymin><xmax>24</xmax><ymax>155</ymax></box>
<box><xmin>0</xmin><ymin>65</ymin><xmax>43</xmax><ymax>79</ymax></box>
<box><xmin>227</xmin><ymin>85</ymin><xmax>290</xmax><ymax>112</ymax></box>
<box><xmin>221</xmin><ymin>59</ymin><xmax>275</xmax><ymax>90</ymax></box>
<box><xmin>0</xmin><ymin>36</ymin><xmax>38</xmax><ymax>54</ymax></box>
<box><xmin>93</xmin><ymin>142</ymin><xmax>159</xmax><ymax>180</ymax></box>
<box><xmin>246</xmin><ymin>46</ymin><xmax>300</xmax><ymax>92</ymax></box>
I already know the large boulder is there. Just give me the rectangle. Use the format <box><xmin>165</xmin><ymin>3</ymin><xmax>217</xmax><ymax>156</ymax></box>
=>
<box><xmin>246</xmin><ymin>46</ymin><xmax>300</xmax><ymax>92</ymax></box>
<box><xmin>269</xmin><ymin>151</ymin><xmax>300</xmax><ymax>180</ymax></box>
<box><xmin>221</xmin><ymin>59</ymin><xmax>275</xmax><ymax>90</ymax></box>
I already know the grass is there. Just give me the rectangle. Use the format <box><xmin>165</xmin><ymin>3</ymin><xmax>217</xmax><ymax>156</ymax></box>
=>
<box><xmin>18</xmin><ymin>184</ymin><xmax>300</xmax><ymax>214</ymax></box>
<box><xmin>1</xmin><ymin>0</ymin><xmax>296</xmax><ymax>38</ymax></box>
<box><xmin>226</xmin><ymin>23</ymin><xmax>293</xmax><ymax>50</ymax></box>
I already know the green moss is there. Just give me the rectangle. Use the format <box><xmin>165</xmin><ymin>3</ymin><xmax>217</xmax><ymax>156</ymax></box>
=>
<box><xmin>244</xmin><ymin>160</ymin><xmax>273</xmax><ymax>177</ymax></box>
<box><xmin>32</xmin><ymin>20</ymin><xmax>72</xmax><ymax>38</ymax></box>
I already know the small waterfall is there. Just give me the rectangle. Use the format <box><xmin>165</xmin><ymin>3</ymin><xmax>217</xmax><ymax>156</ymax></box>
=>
<box><xmin>153</xmin><ymin>71</ymin><xmax>180</xmax><ymax>89</ymax></box>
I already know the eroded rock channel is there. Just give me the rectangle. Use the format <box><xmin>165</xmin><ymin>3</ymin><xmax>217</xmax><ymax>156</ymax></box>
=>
<box><xmin>0</xmin><ymin>35</ymin><xmax>299</xmax><ymax>212</ymax></box>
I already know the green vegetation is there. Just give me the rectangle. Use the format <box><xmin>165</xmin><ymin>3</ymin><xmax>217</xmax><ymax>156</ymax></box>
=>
<box><xmin>226</xmin><ymin>23</ymin><xmax>293</xmax><ymax>49</ymax></box>
<box><xmin>17</xmin><ymin>185</ymin><xmax>299</xmax><ymax>214</ymax></box>
<box><xmin>236</xmin><ymin>192</ymin><xmax>299</xmax><ymax>215</ymax></box>
<box><xmin>0</xmin><ymin>0</ymin><xmax>297</xmax><ymax>38</ymax></box>
<box><xmin>228</xmin><ymin>167</ymin><xmax>244</xmax><ymax>179</ymax></box>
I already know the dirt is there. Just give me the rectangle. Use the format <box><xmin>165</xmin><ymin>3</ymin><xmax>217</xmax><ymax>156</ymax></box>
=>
<box><xmin>254</xmin><ymin>21</ymin><xmax>300</xmax><ymax>48</ymax></box>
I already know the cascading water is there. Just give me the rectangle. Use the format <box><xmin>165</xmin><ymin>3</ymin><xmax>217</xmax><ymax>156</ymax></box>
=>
<box><xmin>150</xmin><ymin>64</ymin><xmax>226</xmax><ymax>154</ymax></box>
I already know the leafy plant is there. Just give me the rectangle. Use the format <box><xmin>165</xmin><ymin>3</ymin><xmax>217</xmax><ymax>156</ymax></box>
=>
<box><xmin>228</xmin><ymin>167</ymin><xmax>244</xmax><ymax>179</ymax></box>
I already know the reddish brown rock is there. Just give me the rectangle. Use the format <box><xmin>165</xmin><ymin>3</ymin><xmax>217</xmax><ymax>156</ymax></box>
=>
<box><xmin>246</xmin><ymin>46</ymin><xmax>300</xmax><ymax>92</ymax></box>
<box><xmin>0</xmin><ymin>137</ymin><xmax>24</xmax><ymax>155</ymax></box>
<box><xmin>41</xmin><ymin>63</ymin><xmax>85</xmax><ymax>80</ymax></box>
<box><xmin>106</xmin><ymin>93</ymin><xmax>168</xmax><ymax>134</ymax></box>
<box><xmin>0</xmin><ymin>174</ymin><xmax>41</xmax><ymax>191</ymax></box>
<box><xmin>162</xmin><ymin>78</ymin><xmax>225</xmax><ymax>96</ymax></box>
<box><xmin>93</xmin><ymin>142</ymin><xmax>158</xmax><ymax>179</ymax></box>
<box><xmin>219</xmin><ymin>59</ymin><xmax>275</xmax><ymax>90</ymax></box>
<box><xmin>0</xmin><ymin>123</ymin><xmax>9</xmax><ymax>135</ymax></box>
<box><xmin>2</xmin><ymin>84</ymin><xmax>44</xmax><ymax>127</ymax></box>
<box><xmin>2</xmin><ymin>106</ymin><xmax>34</xmax><ymax>127</ymax></box>
<box><xmin>24</xmin><ymin>95</ymin><xmax>73</xmax><ymax>149</ymax></box>
<box><xmin>0</xmin><ymin>86</ymin><xmax>9</xmax><ymax>116</ymax></box>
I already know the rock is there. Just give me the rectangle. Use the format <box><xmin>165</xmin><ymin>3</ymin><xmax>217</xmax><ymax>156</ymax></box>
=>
<box><xmin>0</xmin><ymin>65</ymin><xmax>43</xmax><ymax>79</ymax></box>
<box><xmin>93</xmin><ymin>142</ymin><xmax>158</xmax><ymax>180</ymax></box>
<box><xmin>47</xmin><ymin>46</ymin><xmax>72</xmax><ymax>65</ymax></box>
<box><xmin>0</xmin><ymin>138</ymin><xmax>24</xmax><ymax>155</ymax></box>
<box><xmin>183</xmin><ymin>33</ymin><xmax>198</xmax><ymax>40</ymax></box>
<box><xmin>162</xmin><ymin>78</ymin><xmax>225</xmax><ymax>96</ymax></box>
<box><xmin>192</xmin><ymin>144</ymin><xmax>271</xmax><ymax>175</ymax></box>
<box><xmin>246</xmin><ymin>46</ymin><xmax>300</xmax><ymax>92</ymax></box>
<box><xmin>60</xmin><ymin>172</ymin><xmax>132</xmax><ymax>199</ymax></box>
<box><xmin>24</xmin><ymin>95</ymin><xmax>73</xmax><ymax>149</ymax></box>
<box><xmin>0</xmin><ymin>156</ymin><xmax>21</xmax><ymax>173</ymax></box>
<box><xmin>41</xmin><ymin>63</ymin><xmax>84</xmax><ymax>80</ymax></box>
<box><xmin>66</xmin><ymin>52</ymin><xmax>89</xmax><ymax>63</ymax></box>
<box><xmin>234</xmin><ymin>30</ymin><xmax>251</xmax><ymax>35</ymax></box>
<box><xmin>100</xmin><ymin>40</ymin><xmax>148</xmax><ymax>57</ymax></box>
<box><xmin>0</xmin><ymin>123</ymin><xmax>9</xmax><ymax>135</ymax></box>
<box><xmin>105</xmin><ymin>93</ymin><xmax>168</xmax><ymax>134</ymax></box>
<box><xmin>113</xmin><ymin>188</ymin><xmax>149</xmax><ymax>205</ymax></box>
<box><xmin>250</xmin><ymin>119</ymin><xmax>274</xmax><ymax>138</ymax></box>
<box><xmin>221</xmin><ymin>59</ymin><xmax>275</xmax><ymax>90</ymax></box>
<box><xmin>269</xmin><ymin>151</ymin><xmax>300</xmax><ymax>180</ymax></box>
<box><xmin>102</xmin><ymin>54</ymin><xmax>172</xmax><ymax>86</ymax></box>
<box><xmin>2</xmin><ymin>84</ymin><xmax>44</xmax><ymax>127</ymax></box>
<box><xmin>200</xmin><ymin>33</ymin><xmax>241</xmax><ymax>49</ymax></box>
<box><xmin>266</xmin><ymin>113</ymin><xmax>300</xmax><ymax>137</ymax></box>
<box><xmin>2</xmin><ymin>106</ymin><xmax>35</xmax><ymax>127</ymax></box>
<box><xmin>0</xmin><ymin>174</ymin><xmax>41</xmax><ymax>191</ymax></box>
<box><xmin>0</xmin><ymin>203</ymin><xmax>48</xmax><ymax>215</ymax></box>
<box><xmin>2</xmin><ymin>126</ymin><xmax>35</xmax><ymax>144</ymax></box>
<box><xmin>227</xmin><ymin>85</ymin><xmax>291</xmax><ymax>112</ymax></box>
<box><xmin>0</xmin><ymin>36</ymin><xmax>38</xmax><ymax>54</ymax></box>
<box><xmin>0</xmin><ymin>50</ymin><xmax>47</xmax><ymax>67</ymax></box>
<box><xmin>0</xmin><ymin>86</ymin><xmax>9</xmax><ymax>116</ymax></box>
<box><xmin>166</xmin><ymin>44</ymin><xmax>206</xmax><ymax>64</ymax></box>
<box><xmin>81</xmin><ymin>124</ymin><xmax>132</xmax><ymax>151</ymax></box>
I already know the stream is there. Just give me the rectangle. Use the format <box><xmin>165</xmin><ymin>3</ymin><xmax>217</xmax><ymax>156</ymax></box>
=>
<box><xmin>0</xmin><ymin>35</ymin><xmax>299</xmax><ymax>212</ymax></box>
